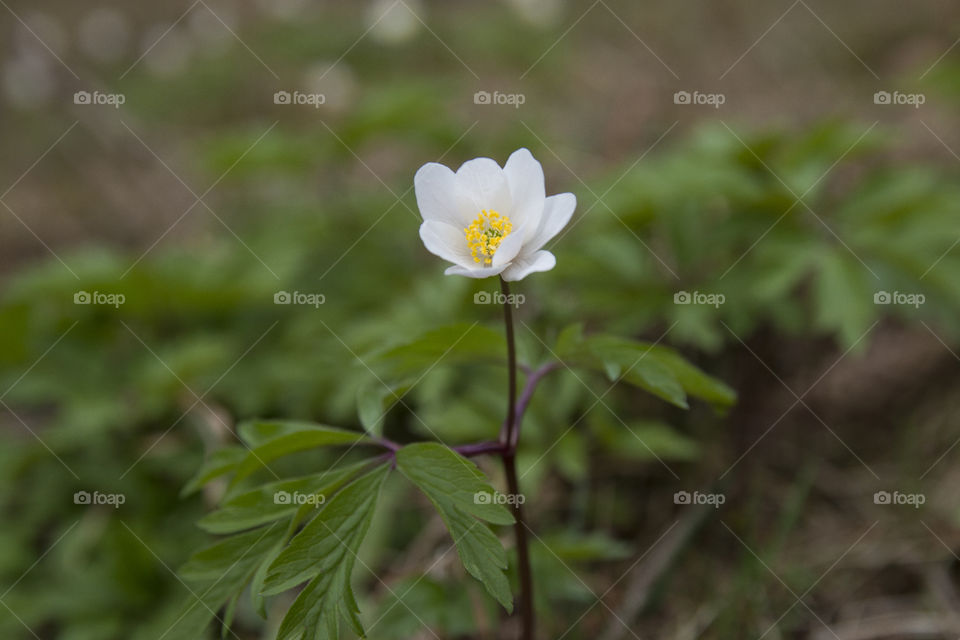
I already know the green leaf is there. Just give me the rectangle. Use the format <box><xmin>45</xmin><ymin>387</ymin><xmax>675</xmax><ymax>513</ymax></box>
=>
<box><xmin>238</xmin><ymin>419</ymin><xmax>338</xmax><ymax>447</ymax></box>
<box><xmin>274</xmin><ymin>563</ymin><xmax>347</xmax><ymax>640</ymax></box>
<box><xmin>263</xmin><ymin>464</ymin><xmax>390</xmax><ymax>640</ymax></box>
<box><xmin>558</xmin><ymin>332</ymin><xmax>736</xmax><ymax>411</ymax></box>
<box><xmin>263</xmin><ymin>463</ymin><xmax>389</xmax><ymax>594</ymax></box>
<box><xmin>644</xmin><ymin>346</ymin><xmax>736</xmax><ymax>410</ymax></box>
<box><xmin>181</xmin><ymin>446</ymin><xmax>246</xmax><ymax>496</ymax></box>
<box><xmin>230</xmin><ymin>421</ymin><xmax>375</xmax><ymax>487</ymax></box>
<box><xmin>198</xmin><ymin>462</ymin><xmax>371</xmax><ymax>534</ymax></box>
<box><xmin>221</xmin><ymin>593</ymin><xmax>239</xmax><ymax>640</ymax></box>
<box><xmin>181</xmin><ymin>524</ymin><xmax>284</xmax><ymax>581</ymax></box>
<box><xmin>395</xmin><ymin>443</ymin><xmax>515</xmax><ymax>611</ymax></box>
<box><xmin>164</xmin><ymin>523</ymin><xmax>286</xmax><ymax>639</ymax></box>
<box><xmin>562</xmin><ymin>334</ymin><xmax>688</xmax><ymax>408</ymax></box>
<box><xmin>249</xmin><ymin>539</ymin><xmax>284</xmax><ymax>619</ymax></box>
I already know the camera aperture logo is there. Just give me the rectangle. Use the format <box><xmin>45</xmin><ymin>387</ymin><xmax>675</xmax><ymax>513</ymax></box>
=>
<box><xmin>474</xmin><ymin>90</ymin><xmax>525</xmax><ymax>109</ymax></box>
<box><xmin>873</xmin><ymin>90</ymin><xmax>925</xmax><ymax>108</ymax></box>
<box><xmin>474</xmin><ymin>490</ymin><xmax>525</xmax><ymax>506</ymax></box>
<box><xmin>74</xmin><ymin>490</ymin><xmax>125</xmax><ymax>508</ymax></box>
<box><xmin>673</xmin><ymin>90</ymin><xmax>725</xmax><ymax>109</ymax></box>
<box><xmin>674</xmin><ymin>290</ymin><xmax>725</xmax><ymax>308</ymax></box>
<box><xmin>873</xmin><ymin>490</ymin><xmax>924</xmax><ymax>509</ymax></box>
<box><xmin>74</xmin><ymin>290</ymin><xmax>125</xmax><ymax>308</ymax></box>
<box><xmin>74</xmin><ymin>90</ymin><xmax>125</xmax><ymax>108</ymax></box>
<box><xmin>274</xmin><ymin>290</ymin><xmax>325</xmax><ymax>308</ymax></box>
<box><xmin>274</xmin><ymin>90</ymin><xmax>326</xmax><ymax>108</ymax></box>
<box><xmin>873</xmin><ymin>290</ymin><xmax>924</xmax><ymax>308</ymax></box>
<box><xmin>273</xmin><ymin>490</ymin><xmax>326</xmax><ymax>507</ymax></box>
<box><xmin>474</xmin><ymin>290</ymin><xmax>525</xmax><ymax>308</ymax></box>
<box><xmin>674</xmin><ymin>490</ymin><xmax>725</xmax><ymax>508</ymax></box>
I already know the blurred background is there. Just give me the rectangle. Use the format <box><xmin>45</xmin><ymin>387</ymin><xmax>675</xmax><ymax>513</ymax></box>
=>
<box><xmin>3</xmin><ymin>0</ymin><xmax>960</xmax><ymax>638</ymax></box>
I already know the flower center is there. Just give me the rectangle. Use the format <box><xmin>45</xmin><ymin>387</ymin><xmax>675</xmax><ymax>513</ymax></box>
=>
<box><xmin>464</xmin><ymin>210</ymin><xmax>513</xmax><ymax>266</ymax></box>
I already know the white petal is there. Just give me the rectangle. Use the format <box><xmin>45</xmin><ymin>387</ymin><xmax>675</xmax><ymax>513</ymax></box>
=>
<box><xmin>503</xmin><ymin>148</ymin><xmax>545</xmax><ymax>232</ymax></box>
<box><xmin>491</xmin><ymin>218</ymin><xmax>531</xmax><ymax>268</ymax></box>
<box><xmin>419</xmin><ymin>221</ymin><xmax>473</xmax><ymax>268</ymax></box>
<box><xmin>415</xmin><ymin>162</ymin><xmax>469</xmax><ymax>227</ymax></box>
<box><xmin>526</xmin><ymin>192</ymin><xmax>576</xmax><ymax>252</ymax></box>
<box><xmin>501</xmin><ymin>250</ymin><xmax>556</xmax><ymax>281</ymax></box>
<box><xmin>444</xmin><ymin>263</ymin><xmax>507</xmax><ymax>279</ymax></box>
<box><xmin>455</xmin><ymin>157</ymin><xmax>511</xmax><ymax>216</ymax></box>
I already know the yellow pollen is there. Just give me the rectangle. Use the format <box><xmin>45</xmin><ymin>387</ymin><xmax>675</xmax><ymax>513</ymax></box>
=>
<box><xmin>464</xmin><ymin>210</ymin><xmax>513</xmax><ymax>266</ymax></box>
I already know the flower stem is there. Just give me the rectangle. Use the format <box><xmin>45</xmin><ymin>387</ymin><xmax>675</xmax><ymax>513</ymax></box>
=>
<box><xmin>504</xmin><ymin>451</ymin><xmax>534</xmax><ymax>640</ymax></box>
<box><xmin>498</xmin><ymin>276</ymin><xmax>534</xmax><ymax>640</ymax></box>
<box><xmin>501</xmin><ymin>278</ymin><xmax>518</xmax><ymax>447</ymax></box>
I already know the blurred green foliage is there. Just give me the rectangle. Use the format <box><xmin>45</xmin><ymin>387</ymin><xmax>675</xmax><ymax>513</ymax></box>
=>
<box><xmin>2</xmin><ymin>3</ymin><xmax>960</xmax><ymax>638</ymax></box>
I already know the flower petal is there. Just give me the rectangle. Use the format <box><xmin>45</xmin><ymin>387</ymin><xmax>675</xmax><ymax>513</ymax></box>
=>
<box><xmin>525</xmin><ymin>192</ymin><xmax>576</xmax><ymax>252</ymax></box>
<box><xmin>419</xmin><ymin>221</ymin><xmax>473</xmax><ymax>268</ymax></box>
<box><xmin>415</xmin><ymin>162</ymin><xmax>469</xmax><ymax>227</ymax></box>
<box><xmin>501</xmin><ymin>250</ymin><xmax>556</xmax><ymax>281</ymax></box>
<box><xmin>455</xmin><ymin>157</ymin><xmax>511</xmax><ymax>216</ymax></box>
<box><xmin>490</xmin><ymin>223</ymin><xmax>527</xmax><ymax>269</ymax></box>
<box><xmin>444</xmin><ymin>263</ymin><xmax>507</xmax><ymax>279</ymax></box>
<box><xmin>503</xmin><ymin>148</ymin><xmax>545</xmax><ymax>231</ymax></box>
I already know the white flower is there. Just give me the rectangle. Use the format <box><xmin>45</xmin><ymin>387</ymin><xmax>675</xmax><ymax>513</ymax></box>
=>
<box><xmin>415</xmin><ymin>148</ymin><xmax>576</xmax><ymax>281</ymax></box>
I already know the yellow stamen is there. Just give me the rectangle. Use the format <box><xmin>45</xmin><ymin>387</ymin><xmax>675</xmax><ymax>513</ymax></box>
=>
<box><xmin>464</xmin><ymin>210</ymin><xmax>513</xmax><ymax>266</ymax></box>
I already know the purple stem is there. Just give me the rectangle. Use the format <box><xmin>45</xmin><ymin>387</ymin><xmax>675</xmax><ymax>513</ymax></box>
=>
<box><xmin>454</xmin><ymin>440</ymin><xmax>507</xmax><ymax>457</ymax></box>
<box><xmin>501</xmin><ymin>361</ymin><xmax>562</xmax><ymax>449</ymax></box>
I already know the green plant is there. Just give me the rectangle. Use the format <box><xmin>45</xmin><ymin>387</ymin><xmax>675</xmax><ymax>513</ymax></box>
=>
<box><xmin>169</xmin><ymin>150</ymin><xmax>735</xmax><ymax>639</ymax></box>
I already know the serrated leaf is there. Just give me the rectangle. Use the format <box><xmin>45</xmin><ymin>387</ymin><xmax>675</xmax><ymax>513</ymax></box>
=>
<box><xmin>395</xmin><ymin>443</ymin><xmax>514</xmax><ymax>611</ymax></box>
<box><xmin>577</xmin><ymin>335</ymin><xmax>688</xmax><ymax>408</ymax></box>
<box><xmin>264</xmin><ymin>465</ymin><xmax>390</xmax><ymax>640</ymax></box>
<box><xmin>644</xmin><ymin>346</ymin><xmax>736</xmax><ymax>410</ymax></box>
<box><xmin>181</xmin><ymin>446</ymin><xmax>247</xmax><ymax>496</ymax></box>
<box><xmin>559</xmin><ymin>332</ymin><xmax>736</xmax><ymax>411</ymax></box>
<box><xmin>249</xmin><ymin>539</ymin><xmax>283</xmax><ymax>619</ymax></box>
<box><xmin>275</xmin><ymin>563</ymin><xmax>346</xmax><ymax>640</ymax></box>
<box><xmin>181</xmin><ymin>523</ymin><xmax>285</xmax><ymax>582</ymax></box>
<box><xmin>238</xmin><ymin>419</ymin><xmax>334</xmax><ymax>447</ymax></box>
<box><xmin>396</xmin><ymin>443</ymin><xmax>514</xmax><ymax>526</ymax></box>
<box><xmin>230</xmin><ymin>421</ymin><xmax>375</xmax><ymax>487</ymax></box>
<box><xmin>263</xmin><ymin>464</ymin><xmax>389</xmax><ymax>595</ymax></box>
<box><xmin>163</xmin><ymin>523</ymin><xmax>286</xmax><ymax>640</ymax></box>
<box><xmin>221</xmin><ymin>593</ymin><xmax>239</xmax><ymax>639</ymax></box>
<box><xmin>198</xmin><ymin>462</ymin><xmax>370</xmax><ymax>534</ymax></box>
